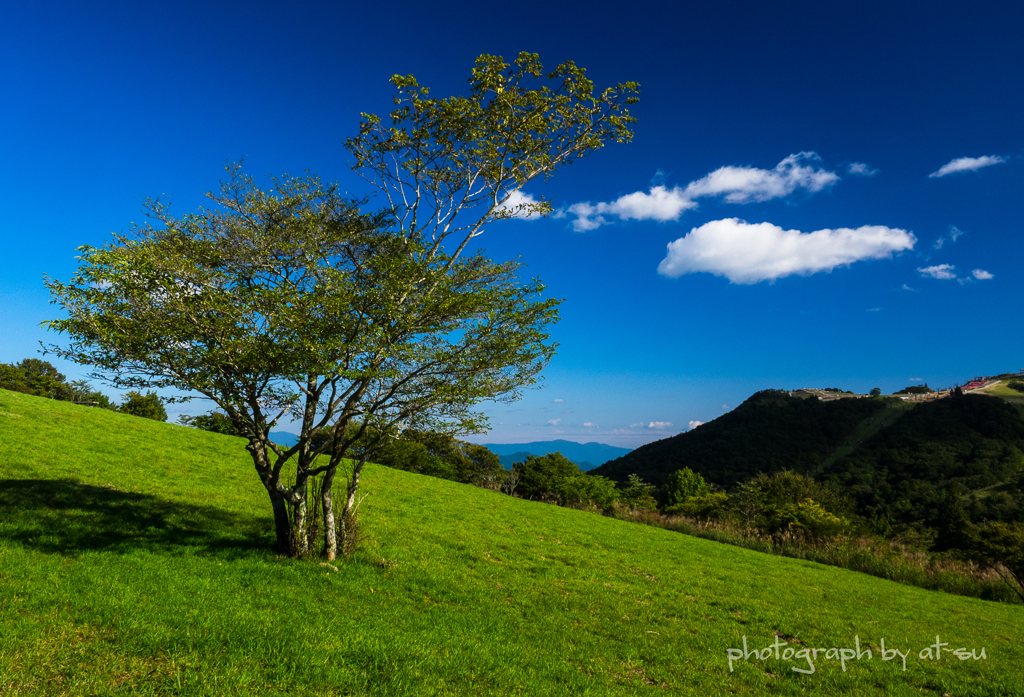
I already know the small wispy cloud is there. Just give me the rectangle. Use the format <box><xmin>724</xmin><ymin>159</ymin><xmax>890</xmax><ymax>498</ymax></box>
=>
<box><xmin>866</xmin><ymin>307</ymin><xmax>882</xmax><ymax>312</ymax></box>
<box><xmin>688</xmin><ymin>420</ymin><xmax>704</xmax><ymax>430</ymax></box>
<box><xmin>568</xmin><ymin>152</ymin><xmax>839</xmax><ymax>232</ymax></box>
<box><xmin>721</xmin><ymin>404</ymin><xmax>729</xmax><ymax>410</ymax></box>
<box><xmin>547</xmin><ymin>419</ymin><xmax>561</xmax><ymax>426</ymax></box>
<box><xmin>647</xmin><ymin>421</ymin><xmax>672</xmax><ymax>430</ymax></box>
<box><xmin>934</xmin><ymin>225</ymin><xmax>965</xmax><ymax>250</ymax></box>
<box><xmin>901</xmin><ymin>283</ymin><xmax>917</xmax><ymax>292</ymax></box>
<box><xmin>928</xmin><ymin>155</ymin><xmax>1006</xmax><ymax>178</ymax></box>
<box><xmin>583</xmin><ymin>422</ymin><xmax>595</xmax><ymax>427</ymax></box>
<box><xmin>918</xmin><ymin>264</ymin><xmax>957</xmax><ymax>280</ymax></box>
<box><xmin>658</xmin><ymin>218</ymin><xmax>916</xmax><ymax>284</ymax></box>
<box><xmin>847</xmin><ymin>162</ymin><xmax>878</xmax><ymax>177</ymax></box>
<box><xmin>552</xmin><ymin>398</ymin><xmax>564</xmax><ymax>403</ymax></box>
<box><xmin>972</xmin><ymin>269</ymin><xmax>994</xmax><ymax>280</ymax></box>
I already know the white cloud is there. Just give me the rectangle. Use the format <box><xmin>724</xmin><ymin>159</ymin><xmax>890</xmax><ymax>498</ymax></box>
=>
<box><xmin>901</xmin><ymin>284</ymin><xmax>917</xmax><ymax>292</ymax></box>
<box><xmin>683</xmin><ymin>152</ymin><xmax>839</xmax><ymax>203</ymax></box>
<box><xmin>688</xmin><ymin>420</ymin><xmax>704</xmax><ymax>430</ymax></box>
<box><xmin>934</xmin><ymin>225</ymin><xmax>965</xmax><ymax>250</ymax></box>
<box><xmin>972</xmin><ymin>269</ymin><xmax>994</xmax><ymax>280</ymax></box>
<box><xmin>552</xmin><ymin>398</ymin><xmax>564</xmax><ymax>403</ymax></box>
<box><xmin>918</xmin><ymin>264</ymin><xmax>957</xmax><ymax>280</ymax></box>
<box><xmin>629</xmin><ymin>422</ymin><xmax>645</xmax><ymax>429</ymax></box>
<box><xmin>928</xmin><ymin>155</ymin><xmax>1006</xmax><ymax>178</ymax></box>
<box><xmin>648</xmin><ymin>421</ymin><xmax>672</xmax><ymax>430</ymax></box>
<box><xmin>547</xmin><ymin>419</ymin><xmax>561</xmax><ymax>426</ymax></box>
<box><xmin>568</xmin><ymin>188</ymin><xmax>696</xmax><ymax>231</ymax></box>
<box><xmin>721</xmin><ymin>404</ymin><xmax>729</xmax><ymax>410</ymax></box>
<box><xmin>847</xmin><ymin>162</ymin><xmax>878</xmax><ymax>177</ymax></box>
<box><xmin>497</xmin><ymin>190</ymin><xmax>544</xmax><ymax>219</ymax></box>
<box><xmin>658</xmin><ymin>218</ymin><xmax>916</xmax><ymax>284</ymax></box>
<box><xmin>866</xmin><ymin>308</ymin><xmax>882</xmax><ymax>312</ymax></box>
<box><xmin>583</xmin><ymin>422</ymin><xmax>595</xmax><ymax>427</ymax></box>
<box><xmin>568</xmin><ymin>152</ymin><xmax>839</xmax><ymax>232</ymax></box>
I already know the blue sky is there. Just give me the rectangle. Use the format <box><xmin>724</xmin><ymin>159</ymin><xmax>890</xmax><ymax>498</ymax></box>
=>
<box><xmin>3</xmin><ymin>0</ymin><xmax>1022</xmax><ymax>447</ymax></box>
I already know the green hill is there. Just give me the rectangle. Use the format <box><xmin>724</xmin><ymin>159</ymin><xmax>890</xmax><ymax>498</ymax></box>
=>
<box><xmin>1</xmin><ymin>388</ymin><xmax>1022</xmax><ymax>695</ymax></box>
<box><xmin>821</xmin><ymin>394</ymin><xmax>1024</xmax><ymax>537</ymax></box>
<box><xmin>593</xmin><ymin>390</ymin><xmax>1024</xmax><ymax>546</ymax></box>
<box><xmin>592</xmin><ymin>390</ymin><xmax>887</xmax><ymax>487</ymax></box>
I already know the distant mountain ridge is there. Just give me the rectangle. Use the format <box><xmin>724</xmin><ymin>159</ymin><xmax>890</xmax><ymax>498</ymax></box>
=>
<box><xmin>269</xmin><ymin>431</ymin><xmax>299</xmax><ymax>447</ymax></box>
<box><xmin>266</xmin><ymin>434</ymin><xmax>628</xmax><ymax>471</ymax></box>
<box><xmin>481</xmin><ymin>439</ymin><xmax>632</xmax><ymax>470</ymax></box>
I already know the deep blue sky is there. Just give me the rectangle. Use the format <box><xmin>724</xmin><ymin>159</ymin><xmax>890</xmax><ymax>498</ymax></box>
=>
<box><xmin>3</xmin><ymin>0</ymin><xmax>1022</xmax><ymax>447</ymax></box>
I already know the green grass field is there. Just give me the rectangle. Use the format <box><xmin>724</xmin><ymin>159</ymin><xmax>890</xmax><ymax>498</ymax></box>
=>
<box><xmin>974</xmin><ymin>380</ymin><xmax>1024</xmax><ymax>415</ymax></box>
<box><xmin>1</xmin><ymin>388</ymin><xmax>1022</xmax><ymax>696</ymax></box>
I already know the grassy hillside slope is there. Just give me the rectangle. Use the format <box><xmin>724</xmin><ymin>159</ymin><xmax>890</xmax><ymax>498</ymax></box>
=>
<box><xmin>1</xmin><ymin>388</ymin><xmax>1022</xmax><ymax>696</ymax></box>
<box><xmin>975</xmin><ymin>379</ymin><xmax>1024</xmax><ymax>415</ymax></box>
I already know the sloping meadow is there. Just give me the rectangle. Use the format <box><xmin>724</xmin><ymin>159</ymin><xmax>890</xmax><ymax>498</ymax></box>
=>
<box><xmin>1</xmin><ymin>389</ymin><xmax>1021</xmax><ymax>695</ymax></box>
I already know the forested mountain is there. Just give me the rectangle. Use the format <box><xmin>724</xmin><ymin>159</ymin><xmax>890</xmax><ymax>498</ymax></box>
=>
<box><xmin>821</xmin><ymin>394</ymin><xmax>1024</xmax><ymax>538</ymax></box>
<box><xmin>593</xmin><ymin>390</ymin><xmax>1024</xmax><ymax>541</ymax></box>
<box><xmin>592</xmin><ymin>390</ymin><xmax>886</xmax><ymax>487</ymax></box>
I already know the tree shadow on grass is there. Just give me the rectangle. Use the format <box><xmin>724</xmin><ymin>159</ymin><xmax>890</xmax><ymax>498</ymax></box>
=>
<box><xmin>0</xmin><ymin>478</ymin><xmax>274</xmax><ymax>559</ymax></box>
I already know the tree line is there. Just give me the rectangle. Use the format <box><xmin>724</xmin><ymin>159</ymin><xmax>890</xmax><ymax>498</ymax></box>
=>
<box><xmin>1</xmin><ymin>358</ymin><xmax>167</xmax><ymax>421</ymax></box>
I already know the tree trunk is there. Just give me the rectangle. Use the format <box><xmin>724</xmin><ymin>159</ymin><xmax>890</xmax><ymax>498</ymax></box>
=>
<box><xmin>266</xmin><ymin>484</ymin><xmax>292</xmax><ymax>555</ymax></box>
<box><xmin>291</xmin><ymin>479</ymin><xmax>309</xmax><ymax>557</ymax></box>
<box><xmin>322</xmin><ymin>466</ymin><xmax>337</xmax><ymax>561</ymax></box>
<box><xmin>338</xmin><ymin>457</ymin><xmax>367</xmax><ymax>556</ymax></box>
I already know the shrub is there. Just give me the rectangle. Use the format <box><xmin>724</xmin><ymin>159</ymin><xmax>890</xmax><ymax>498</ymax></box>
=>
<box><xmin>619</xmin><ymin>473</ymin><xmax>658</xmax><ymax>510</ymax></box>
<box><xmin>969</xmin><ymin>521</ymin><xmax>1024</xmax><ymax>601</ymax></box>
<box><xmin>375</xmin><ymin>439</ymin><xmax>459</xmax><ymax>481</ymax></box>
<box><xmin>514</xmin><ymin>452</ymin><xmax>580</xmax><ymax>501</ymax></box>
<box><xmin>178</xmin><ymin>411</ymin><xmax>240</xmax><ymax>435</ymax></box>
<box><xmin>732</xmin><ymin>469</ymin><xmax>853</xmax><ymax>534</ymax></box>
<box><xmin>119</xmin><ymin>390</ymin><xmax>167</xmax><ymax>421</ymax></box>
<box><xmin>561</xmin><ymin>473</ymin><xmax>619</xmax><ymax>508</ymax></box>
<box><xmin>786</xmin><ymin>498</ymin><xmax>850</xmax><ymax>538</ymax></box>
<box><xmin>659</xmin><ymin>467</ymin><xmax>709</xmax><ymax>509</ymax></box>
<box><xmin>1007</xmin><ymin>381</ymin><xmax>1024</xmax><ymax>394</ymax></box>
<box><xmin>664</xmin><ymin>492</ymin><xmax>729</xmax><ymax>520</ymax></box>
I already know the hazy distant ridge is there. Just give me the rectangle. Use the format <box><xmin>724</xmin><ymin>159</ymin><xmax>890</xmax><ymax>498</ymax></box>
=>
<box><xmin>481</xmin><ymin>439</ymin><xmax>632</xmax><ymax>470</ymax></box>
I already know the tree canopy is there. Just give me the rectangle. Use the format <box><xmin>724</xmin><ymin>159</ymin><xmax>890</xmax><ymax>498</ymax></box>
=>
<box><xmin>44</xmin><ymin>52</ymin><xmax>639</xmax><ymax>560</ymax></box>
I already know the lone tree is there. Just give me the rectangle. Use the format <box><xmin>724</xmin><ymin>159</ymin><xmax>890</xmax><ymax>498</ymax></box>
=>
<box><xmin>43</xmin><ymin>52</ymin><xmax>638</xmax><ymax>559</ymax></box>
